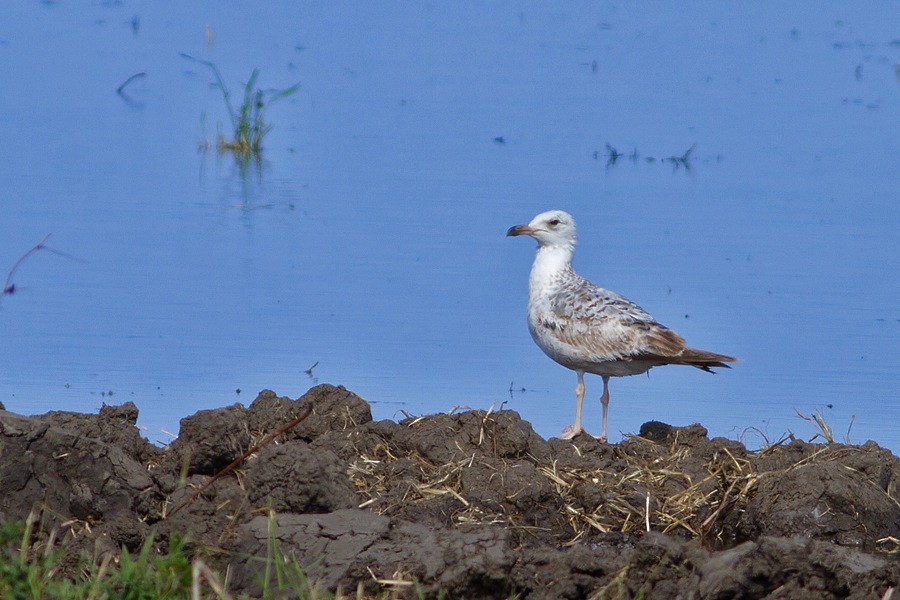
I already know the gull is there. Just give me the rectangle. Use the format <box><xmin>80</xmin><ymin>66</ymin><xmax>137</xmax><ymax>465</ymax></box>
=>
<box><xmin>507</xmin><ymin>209</ymin><xmax>737</xmax><ymax>442</ymax></box>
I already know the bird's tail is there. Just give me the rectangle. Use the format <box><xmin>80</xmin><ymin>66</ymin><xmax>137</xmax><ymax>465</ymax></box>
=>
<box><xmin>679</xmin><ymin>348</ymin><xmax>739</xmax><ymax>373</ymax></box>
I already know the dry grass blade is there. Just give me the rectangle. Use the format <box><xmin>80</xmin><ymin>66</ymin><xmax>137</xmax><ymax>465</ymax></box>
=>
<box><xmin>539</xmin><ymin>461</ymin><xmax>572</xmax><ymax>490</ymax></box>
<box><xmin>794</xmin><ymin>407</ymin><xmax>833</xmax><ymax>443</ymax></box>
<box><xmin>589</xmin><ymin>565</ymin><xmax>630</xmax><ymax>600</ymax></box>
<box><xmin>876</xmin><ymin>536</ymin><xmax>900</xmax><ymax>554</ymax></box>
<box><xmin>341</xmin><ymin>408</ymin><xmax>896</xmax><ymax>558</ymax></box>
<box><xmin>794</xmin><ymin>407</ymin><xmax>855</xmax><ymax>445</ymax></box>
<box><xmin>366</xmin><ymin>566</ymin><xmax>414</xmax><ymax>589</ymax></box>
<box><xmin>191</xmin><ymin>559</ymin><xmax>234</xmax><ymax>599</ymax></box>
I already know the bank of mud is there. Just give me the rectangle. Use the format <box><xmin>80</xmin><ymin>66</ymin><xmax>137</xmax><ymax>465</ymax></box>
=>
<box><xmin>1</xmin><ymin>384</ymin><xmax>899</xmax><ymax>598</ymax></box>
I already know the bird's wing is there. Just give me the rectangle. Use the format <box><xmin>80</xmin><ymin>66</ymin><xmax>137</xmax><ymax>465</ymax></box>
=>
<box><xmin>541</xmin><ymin>276</ymin><xmax>687</xmax><ymax>362</ymax></box>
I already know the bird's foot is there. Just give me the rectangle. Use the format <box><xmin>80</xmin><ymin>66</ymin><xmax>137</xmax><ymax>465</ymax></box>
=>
<box><xmin>559</xmin><ymin>425</ymin><xmax>582</xmax><ymax>440</ymax></box>
<box><xmin>560</xmin><ymin>425</ymin><xmax>608</xmax><ymax>443</ymax></box>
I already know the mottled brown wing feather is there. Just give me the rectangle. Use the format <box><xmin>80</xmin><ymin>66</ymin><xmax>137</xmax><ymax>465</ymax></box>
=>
<box><xmin>547</xmin><ymin>274</ymin><xmax>737</xmax><ymax>369</ymax></box>
<box><xmin>642</xmin><ymin>325</ymin><xmax>688</xmax><ymax>357</ymax></box>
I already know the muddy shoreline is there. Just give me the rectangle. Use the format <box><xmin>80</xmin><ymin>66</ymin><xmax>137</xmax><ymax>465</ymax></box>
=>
<box><xmin>1</xmin><ymin>384</ymin><xmax>899</xmax><ymax>598</ymax></box>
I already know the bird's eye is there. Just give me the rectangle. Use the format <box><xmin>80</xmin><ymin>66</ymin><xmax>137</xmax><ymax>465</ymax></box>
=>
<box><xmin>548</xmin><ymin>219</ymin><xmax>561</xmax><ymax>227</ymax></box>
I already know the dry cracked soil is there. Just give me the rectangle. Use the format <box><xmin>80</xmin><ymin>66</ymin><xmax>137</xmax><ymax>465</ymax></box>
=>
<box><xmin>2</xmin><ymin>384</ymin><xmax>900</xmax><ymax>598</ymax></box>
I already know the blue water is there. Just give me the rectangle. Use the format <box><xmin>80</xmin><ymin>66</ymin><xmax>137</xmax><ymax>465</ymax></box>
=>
<box><xmin>1</xmin><ymin>3</ymin><xmax>898</xmax><ymax>450</ymax></box>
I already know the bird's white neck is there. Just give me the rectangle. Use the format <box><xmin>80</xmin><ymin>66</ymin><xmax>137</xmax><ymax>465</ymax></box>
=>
<box><xmin>529</xmin><ymin>244</ymin><xmax>574</xmax><ymax>300</ymax></box>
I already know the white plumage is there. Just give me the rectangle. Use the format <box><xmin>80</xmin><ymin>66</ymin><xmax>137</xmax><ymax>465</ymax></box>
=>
<box><xmin>508</xmin><ymin>209</ymin><xmax>736</xmax><ymax>441</ymax></box>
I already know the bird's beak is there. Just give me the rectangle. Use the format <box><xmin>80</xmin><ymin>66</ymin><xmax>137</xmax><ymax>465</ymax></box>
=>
<box><xmin>507</xmin><ymin>224</ymin><xmax>534</xmax><ymax>237</ymax></box>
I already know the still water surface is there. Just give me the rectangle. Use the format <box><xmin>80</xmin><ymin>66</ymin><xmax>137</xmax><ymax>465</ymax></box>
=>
<box><xmin>1</xmin><ymin>3</ymin><xmax>898</xmax><ymax>450</ymax></box>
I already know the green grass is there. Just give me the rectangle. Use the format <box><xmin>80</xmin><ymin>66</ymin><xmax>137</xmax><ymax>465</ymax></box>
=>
<box><xmin>182</xmin><ymin>54</ymin><xmax>301</xmax><ymax>158</ymax></box>
<box><xmin>0</xmin><ymin>511</ymin><xmax>387</xmax><ymax>599</ymax></box>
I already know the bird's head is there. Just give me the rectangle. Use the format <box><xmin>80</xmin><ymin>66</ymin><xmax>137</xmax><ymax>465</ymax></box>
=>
<box><xmin>507</xmin><ymin>210</ymin><xmax>577</xmax><ymax>249</ymax></box>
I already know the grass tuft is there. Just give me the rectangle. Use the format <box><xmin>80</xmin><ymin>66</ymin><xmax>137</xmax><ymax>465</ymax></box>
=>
<box><xmin>795</xmin><ymin>406</ymin><xmax>855</xmax><ymax>445</ymax></box>
<box><xmin>182</xmin><ymin>53</ymin><xmax>301</xmax><ymax>159</ymax></box>
<box><xmin>0</xmin><ymin>509</ymin><xmax>393</xmax><ymax>599</ymax></box>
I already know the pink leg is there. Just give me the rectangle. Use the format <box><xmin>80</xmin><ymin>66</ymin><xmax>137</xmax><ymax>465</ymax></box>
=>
<box><xmin>560</xmin><ymin>370</ymin><xmax>585</xmax><ymax>440</ymax></box>
<box><xmin>598</xmin><ymin>375</ymin><xmax>610</xmax><ymax>442</ymax></box>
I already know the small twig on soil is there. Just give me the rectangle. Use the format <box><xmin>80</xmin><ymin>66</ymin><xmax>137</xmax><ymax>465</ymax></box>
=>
<box><xmin>167</xmin><ymin>403</ymin><xmax>313</xmax><ymax>518</ymax></box>
<box><xmin>645</xmin><ymin>493</ymin><xmax>651</xmax><ymax>532</ymax></box>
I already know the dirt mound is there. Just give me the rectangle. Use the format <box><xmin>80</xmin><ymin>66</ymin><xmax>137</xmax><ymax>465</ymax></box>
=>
<box><xmin>1</xmin><ymin>384</ymin><xmax>899</xmax><ymax>598</ymax></box>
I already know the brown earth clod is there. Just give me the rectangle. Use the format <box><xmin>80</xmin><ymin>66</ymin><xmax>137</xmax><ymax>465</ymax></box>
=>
<box><xmin>1</xmin><ymin>383</ymin><xmax>899</xmax><ymax>599</ymax></box>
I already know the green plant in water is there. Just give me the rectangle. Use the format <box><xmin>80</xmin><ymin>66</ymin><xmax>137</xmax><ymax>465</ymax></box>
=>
<box><xmin>182</xmin><ymin>53</ymin><xmax>301</xmax><ymax>157</ymax></box>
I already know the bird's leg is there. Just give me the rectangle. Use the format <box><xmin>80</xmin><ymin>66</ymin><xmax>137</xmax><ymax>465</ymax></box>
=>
<box><xmin>574</xmin><ymin>371</ymin><xmax>585</xmax><ymax>431</ymax></box>
<box><xmin>598</xmin><ymin>375</ymin><xmax>610</xmax><ymax>443</ymax></box>
<box><xmin>560</xmin><ymin>370</ymin><xmax>585</xmax><ymax>439</ymax></box>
